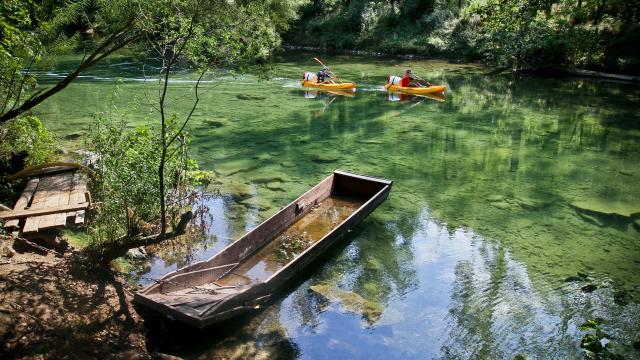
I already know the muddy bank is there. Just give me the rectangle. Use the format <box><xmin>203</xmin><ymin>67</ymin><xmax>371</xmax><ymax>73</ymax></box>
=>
<box><xmin>0</xmin><ymin>239</ymin><xmax>150</xmax><ymax>359</ymax></box>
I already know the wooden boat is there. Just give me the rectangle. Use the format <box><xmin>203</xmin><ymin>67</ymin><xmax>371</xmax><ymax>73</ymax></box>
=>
<box><xmin>384</xmin><ymin>83</ymin><xmax>446</xmax><ymax>94</ymax></box>
<box><xmin>135</xmin><ymin>170</ymin><xmax>392</xmax><ymax>328</ymax></box>
<box><xmin>301</xmin><ymin>80</ymin><xmax>356</xmax><ymax>90</ymax></box>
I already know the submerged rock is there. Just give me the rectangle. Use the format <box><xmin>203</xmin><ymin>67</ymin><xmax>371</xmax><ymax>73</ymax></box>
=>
<box><xmin>215</xmin><ymin>159</ymin><xmax>260</xmax><ymax>177</ymax></box>
<box><xmin>581</xmin><ymin>284</ymin><xmax>598</xmax><ymax>293</ymax></box>
<box><xmin>236</xmin><ymin>94</ymin><xmax>267</xmax><ymax>100</ymax></box>
<box><xmin>265</xmin><ymin>182</ymin><xmax>285</xmax><ymax>192</ymax></box>
<box><xmin>203</xmin><ymin>120</ymin><xmax>225</xmax><ymax>128</ymax></box>
<box><xmin>613</xmin><ymin>290</ymin><xmax>633</xmax><ymax>306</ymax></box>
<box><xmin>357</xmin><ymin>139</ymin><xmax>385</xmax><ymax>145</ymax></box>
<box><xmin>225</xmin><ymin>181</ymin><xmax>253</xmax><ymax>201</ymax></box>
<box><xmin>254</xmin><ymin>153</ymin><xmax>271</xmax><ymax>161</ymax></box>
<box><xmin>565</xmin><ymin>276</ymin><xmax>584</xmax><ymax>282</ymax></box>
<box><xmin>309</xmin><ymin>283</ymin><xmax>383</xmax><ymax>324</ymax></box>
<box><xmin>577</xmin><ymin>212</ymin><xmax>606</xmax><ymax>227</ymax></box>
<box><xmin>490</xmin><ymin>201</ymin><xmax>512</xmax><ymax>210</ymax></box>
<box><xmin>581</xmin><ymin>333</ymin><xmax>603</xmax><ymax>353</ymax></box>
<box><xmin>365</xmin><ymin>258</ymin><xmax>383</xmax><ymax>271</ymax></box>
<box><xmin>571</xmin><ymin>199</ymin><xmax>640</xmax><ymax>219</ymax></box>
<box><xmin>311</xmin><ymin>154</ymin><xmax>339</xmax><ymax>163</ymax></box>
<box><xmin>251</xmin><ymin>173</ymin><xmax>291</xmax><ymax>184</ymax></box>
<box><xmin>485</xmin><ymin>194</ymin><xmax>505</xmax><ymax>202</ymax></box>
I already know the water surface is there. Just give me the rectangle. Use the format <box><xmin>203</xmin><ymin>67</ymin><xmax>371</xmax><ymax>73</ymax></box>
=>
<box><xmin>34</xmin><ymin>52</ymin><xmax>640</xmax><ymax>359</ymax></box>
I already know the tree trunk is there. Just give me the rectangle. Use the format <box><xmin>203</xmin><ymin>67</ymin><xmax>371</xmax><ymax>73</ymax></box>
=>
<box><xmin>84</xmin><ymin>211</ymin><xmax>193</xmax><ymax>263</ymax></box>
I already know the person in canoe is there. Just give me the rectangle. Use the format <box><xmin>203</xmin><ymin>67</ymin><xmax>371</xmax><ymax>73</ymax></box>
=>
<box><xmin>316</xmin><ymin>67</ymin><xmax>334</xmax><ymax>84</ymax></box>
<box><xmin>401</xmin><ymin>69</ymin><xmax>431</xmax><ymax>87</ymax></box>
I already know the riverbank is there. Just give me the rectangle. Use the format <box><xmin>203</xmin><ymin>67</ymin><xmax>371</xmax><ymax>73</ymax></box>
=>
<box><xmin>0</xmin><ymin>235</ymin><xmax>149</xmax><ymax>359</ymax></box>
<box><xmin>282</xmin><ymin>46</ymin><xmax>640</xmax><ymax>83</ymax></box>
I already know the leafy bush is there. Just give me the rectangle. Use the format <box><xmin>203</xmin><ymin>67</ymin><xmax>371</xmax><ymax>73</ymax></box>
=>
<box><xmin>87</xmin><ymin>115</ymin><xmax>194</xmax><ymax>244</ymax></box>
<box><xmin>0</xmin><ymin>115</ymin><xmax>58</xmax><ymax>167</ymax></box>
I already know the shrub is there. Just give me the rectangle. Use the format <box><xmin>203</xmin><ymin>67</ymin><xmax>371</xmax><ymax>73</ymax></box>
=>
<box><xmin>86</xmin><ymin>115</ymin><xmax>194</xmax><ymax>244</ymax></box>
<box><xmin>0</xmin><ymin>115</ymin><xmax>58</xmax><ymax>167</ymax></box>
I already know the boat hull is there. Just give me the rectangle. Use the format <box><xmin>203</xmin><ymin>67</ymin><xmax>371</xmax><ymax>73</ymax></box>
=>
<box><xmin>385</xmin><ymin>84</ymin><xmax>446</xmax><ymax>94</ymax></box>
<box><xmin>301</xmin><ymin>81</ymin><xmax>356</xmax><ymax>90</ymax></box>
<box><xmin>135</xmin><ymin>170</ymin><xmax>392</xmax><ymax>328</ymax></box>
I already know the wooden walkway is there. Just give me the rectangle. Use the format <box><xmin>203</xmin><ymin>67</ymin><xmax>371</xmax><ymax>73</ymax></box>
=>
<box><xmin>1</xmin><ymin>171</ymin><xmax>89</xmax><ymax>234</ymax></box>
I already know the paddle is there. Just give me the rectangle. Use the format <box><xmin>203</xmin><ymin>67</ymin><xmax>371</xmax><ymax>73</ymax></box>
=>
<box><xmin>313</xmin><ymin>57</ymin><xmax>343</xmax><ymax>84</ymax></box>
<box><xmin>409</xmin><ymin>72</ymin><xmax>432</xmax><ymax>87</ymax></box>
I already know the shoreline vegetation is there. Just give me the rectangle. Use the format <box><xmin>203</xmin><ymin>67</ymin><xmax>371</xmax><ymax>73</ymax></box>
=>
<box><xmin>282</xmin><ymin>0</ymin><xmax>640</xmax><ymax>76</ymax></box>
<box><xmin>281</xmin><ymin>45</ymin><xmax>640</xmax><ymax>82</ymax></box>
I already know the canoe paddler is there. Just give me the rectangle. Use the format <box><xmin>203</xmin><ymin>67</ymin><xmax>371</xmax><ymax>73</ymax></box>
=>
<box><xmin>401</xmin><ymin>69</ymin><xmax>431</xmax><ymax>87</ymax></box>
<box><xmin>316</xmin><ymin>67</ymin><xmax>333</xmax><ymax>83</ymax></box>
<box><xmin>401</xmin><ymin>69</ymin><xmax>417</xmax><ymax>87</ymax></box>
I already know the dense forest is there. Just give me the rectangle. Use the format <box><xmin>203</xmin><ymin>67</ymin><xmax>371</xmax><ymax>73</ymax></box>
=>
<box><xmin>284</xmin><ymin>0</ymin><xmax>640</xmax><ymax>74</ymax></box>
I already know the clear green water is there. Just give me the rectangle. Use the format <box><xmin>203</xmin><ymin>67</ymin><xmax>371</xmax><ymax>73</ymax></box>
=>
<box><xmin>35</xmin><ymin>53</ymin><xmax>640</xmax><ymax>359</ymax></box>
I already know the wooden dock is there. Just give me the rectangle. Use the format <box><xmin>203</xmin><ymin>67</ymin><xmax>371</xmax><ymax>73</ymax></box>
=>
<box><xmin>1</xmin><ymin>170</ymin><xmax>89</xmax><ymax>234</ymax></box>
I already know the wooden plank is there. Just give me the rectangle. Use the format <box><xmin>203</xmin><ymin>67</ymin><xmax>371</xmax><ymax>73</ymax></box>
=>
<box><xmin>35</xmin><ymin>173</ymin><xmax>72</xmax><ymax>230</ymax></box>
<box><xmin>66</xmin><ymin>173</ymin><xmax>82</xmax><ymax>224</ymax></box>
<box><xmin>4</xmin><ymin>178</ymin><xmax>39</xmax><ymax>229</ymax></box>
<box><xmin>23</xmin><ymin>174</ymin><xmax>65</xmax><ymax>233</ymax></box>
<box><xmin>0</xmin><ymin>203</ymin><xmax>90</xmax><ymax>220</ymax></box>
<box><xmin>22</xmin><ymin>176</ymin><xmax>52</xmax><ymax>233</ymax></box>
<box><xmin>51</xmin><ymin>172</ymin><xmax>73</xmax><ymax>228</ymax></box>
<box><xmin>74</xmin><ymin>177</ymin><xmax>88</xmax><ymax>225</ymax></box>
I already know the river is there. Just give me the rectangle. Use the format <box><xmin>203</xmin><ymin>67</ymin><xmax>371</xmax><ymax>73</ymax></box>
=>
<box><xmin>34</xmin><ymin>52</ymin><xmax>640</xmax><ymax>359</ymax></box>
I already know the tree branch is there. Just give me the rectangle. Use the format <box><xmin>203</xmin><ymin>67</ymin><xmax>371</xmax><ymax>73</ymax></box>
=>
<box><xmin>166</xmin><ymin>68</ymin><xmax>206</xmax><ymax>149</ymax></box>
<box><xmin>8</xmin><ymin>56</ymin><xmax>36</xmax><ymax>113</ymax></box>
<box><xmin>0</xmin><ymin>62</ymin><xmax>20</xmax><ymax>115</ymax></box>
<box><xmin>0</xmin><ymin>19</ymin><xmax>139</xmax><ymax>124</ymax></box>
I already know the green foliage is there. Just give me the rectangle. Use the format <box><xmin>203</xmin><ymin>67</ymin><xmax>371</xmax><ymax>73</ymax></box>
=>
<box><xmin>0</xmin><ymin>115</ymin><xmax>58</xmax><ymax>166</ymax></box>
<box><xmin>285</xmin><ymin>0</ymin><xmax>640</xmax><ymax>73</ymax></box>
<box><xmin>87</xmin><ymin>115</ymin><xmax>193</xmax><ymax>243</ymax></box>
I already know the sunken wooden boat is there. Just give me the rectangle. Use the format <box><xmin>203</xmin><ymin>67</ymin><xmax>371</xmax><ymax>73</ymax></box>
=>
<box><xmin>135</xmin><ymin>170</ymin><xmax>392</xmax><ymax>328</ymax></box>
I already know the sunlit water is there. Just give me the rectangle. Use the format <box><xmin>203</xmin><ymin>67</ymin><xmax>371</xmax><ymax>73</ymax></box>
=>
<box><xmin>34</xmin><ymin>53</ymin><xmax>640</xmax><ymax>359</ymax></box>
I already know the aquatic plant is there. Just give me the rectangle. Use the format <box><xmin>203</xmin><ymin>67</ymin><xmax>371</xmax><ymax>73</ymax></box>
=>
<box><xmin>275</xmin><ymin>233</ymin><xmax>306</xmax><ymax>262</ymax></box>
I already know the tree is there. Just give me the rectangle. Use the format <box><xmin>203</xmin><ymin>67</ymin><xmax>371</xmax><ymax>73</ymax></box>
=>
<box><xmin>72</xmin><ymin>0</ymin><xmax>305</xmax><ymax>262</ymax></box>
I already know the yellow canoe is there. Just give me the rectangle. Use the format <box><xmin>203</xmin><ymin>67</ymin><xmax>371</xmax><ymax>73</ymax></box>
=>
<box><xmin>301</xmin><ymin>81</ymin><xmax>357</xmax><ymax>90</ymax></box>
<box><xmin>384</xmin><ymin>84</ymin><xmax>446</xmax><ymax>94</ymax></box>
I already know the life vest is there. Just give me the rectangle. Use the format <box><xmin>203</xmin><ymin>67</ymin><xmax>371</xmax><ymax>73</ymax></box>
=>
<box><xmin>303</xmin><ymin>72</ymin><xmax>318</xmax><ymax>81</ymax></box>
<box><xmin>388</xmin><ymin>75</ymin><xmax>402</xmax><ymax>85</ymax></box>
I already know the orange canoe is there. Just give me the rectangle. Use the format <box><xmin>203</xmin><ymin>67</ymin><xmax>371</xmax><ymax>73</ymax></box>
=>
<box><xmin>302</xmin><ymin>81</ymin><xmax>356</xmax><ymax>90</ymax></box>
<box><xmin>384</xmin><ymin>84</ymin><xmax>446</xmax><ymax>94</ymax></box>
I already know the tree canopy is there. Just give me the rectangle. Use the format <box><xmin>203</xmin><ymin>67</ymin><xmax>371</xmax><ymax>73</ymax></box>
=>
<box><xmin>284</xmin><ymin>0</ymin><xmax>640</xmax><ymax>73</ymax></box>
